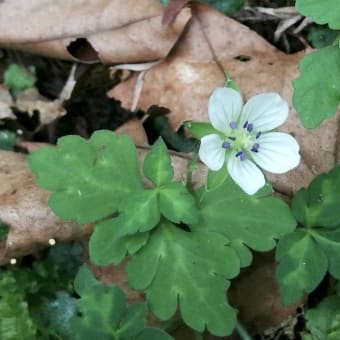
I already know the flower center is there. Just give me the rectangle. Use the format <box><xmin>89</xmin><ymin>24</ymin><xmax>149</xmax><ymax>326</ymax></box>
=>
<box><xmin>221</xmin><ymin>120</ymin><xmax>261</xmax><ymax>161</ymax></box>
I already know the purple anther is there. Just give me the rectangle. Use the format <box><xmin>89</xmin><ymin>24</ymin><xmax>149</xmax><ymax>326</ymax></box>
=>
<box><xmin>246</xmin><ymin>123</ymin><xmax>254</xmax><ymax>132</ymax></box>
<box><xmin>256</xmin><ymin>131</ymin><xmax>262</xmax><ymax>139</ymax></box>
<box><xmin>229</xmin><ymin>121</ymin><xmax>238</xmax><ymax>129</ymax></box>
<box><xmin>222</xmin><ymin>141</ymin><xmax>231</xmax><ymax>149</ymax></box>
<box><xmin>235</xmin><ymin>151</ymin><xmax>246</xmax><ymax>161</ymax></box>
<box><xmin>251</xmin><ymin>143</ymin><xmax>260</xmax><ymax>153</ymax></box>
<box><xmin>228</xmin><ymin>136</ymin><xmax>236</xmax><ymax>141</ymax></box>
<box><xmin>243</xmin><ymin>121</ymin><xmax>248</xmax><ymax>129</ymax></box>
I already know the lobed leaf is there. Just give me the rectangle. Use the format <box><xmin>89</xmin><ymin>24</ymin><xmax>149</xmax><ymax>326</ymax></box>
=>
<box><xmin>296</xmin><ymin>0</ymin><xmax>340</xmax><ymax>29</ymax></box>
<box><xmin>277</xmin><ymin>166</ymin><xmax>340</xmax><ymax>305</ymax></box>
<box><xmin>89</xmin><ymin>217</ymin><xmax>150</xmax><ymax>266</ymax></box>
<box><xmin>71</xmin><ymin>265</ymin><xmax>172</xmax><ymax>340</ymax></box>
<box><xmin>302</xmin><ymin>295</ymin><xmax>340</xmax><ymax>339</ymax></box>
<box><xmin>143</xmin><ymin>137</ymin><xmax>173</xmax><ymax>187</ymax></box>
<box><xmin>195</xmin><ymin>178</ymin><xmax>296</xmax><ymax>267</ymax></box>
<box><xmin>293</xmin><ymin>46</ymin><xmax>340</xmax><ymax>128</ymax></box>
<box><xmin>159</xmin><ymin>183</ymin><xmax>199</xmax><ymax>225</ymax></box>
<box><xmin>292</xmin><ymin>166</ymin><xmax>340</xmax><ymax>228</ymax></box>
<box><xmin>28</xmin><ymin>130</ymin><xmax>143</xmax><ymax>223</ymax></box>
<box><xmin>275</xmin><ymin>231</ymin><xmax>328</xmax><ymax>306</ymax></box>
<box><xmin>126</xmin><ymin>221</ymin><xmax>240</xmax><ymax>336</ymax></box>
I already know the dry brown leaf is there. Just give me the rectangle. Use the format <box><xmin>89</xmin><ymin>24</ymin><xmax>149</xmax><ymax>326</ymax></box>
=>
<box><xmin>16</xmin><ymin>88</ymin><xmax>66</xmax><ymax>125</ymax></box>
<box><xmin>109</xmin><ymin>2</ymin><xmax>340</xmax><ymax>195</ymax></box>
<box><xmin>0</xmin><ymin>0</ymin><xmax>191</xmax><ymax>64</ymax></box>
<box><xmin>0</xmin><ymin>85</ymin><xmax>16</xmax><ymax>120</ymax></box>
<box><xmin>114</xmin><ymin>119</ymin><xmax>149</xmax><ymax>146</ymax></box>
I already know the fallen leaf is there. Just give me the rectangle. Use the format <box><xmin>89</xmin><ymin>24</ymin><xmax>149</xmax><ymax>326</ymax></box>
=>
<box><xmin>114</xmin><ymin>119</ymin><xmax>149</xmax><ymax>146</ymax></box>
<box><xmin>16</xmin><ymin>88</ymin><xmax>66</xmax><ymax>126</ymax></box>
<box><xmin>162</xmin><ymin>0</ymin><xmax>190</xmax><ymax>25</ymax></box>
<box><xmin>109</xmin><ymin>2</ymin><xmax>340</xmax><ymax>195</ymax></box>
<box><xmin>0</xmin><ymin>85</ymin><xmax>15</xmax><ymax>120</ymax></box>
<box><xmin>0</xmin><ymin>0</ymin><xmax>191</xmax><ymax>63</ymax></box>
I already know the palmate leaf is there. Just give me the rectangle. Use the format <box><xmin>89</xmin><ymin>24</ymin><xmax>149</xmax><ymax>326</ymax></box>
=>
<box><xmin>126</xmin><ymin>220</ymin><xmax>240</xmax><ymax>336</ymax></box>
<box><xmin>293</xmin><ymin>46</ymin><xmax>340</xmax><ymax>128</ymax></box>
<box><xmin>143</xmin><ymin>138</ymin><xmax>173</xmax><ymax>187</ymax></box>
<box><xmin>276</xmin><ymin>166</ymin><xmax>340</xmax><ymax>305</ymax></box>
<box><xmin>71</xmin><ymin>265</ymin><xmax>172</xmax><ymax>340</ymax></box>
<box><xmin>296</xmin><ymin>0</ymin><xmax>340</xmax><ymax>29</ymax></box>
<box><xmin>302</xmin><ymin>295</ymin><xmax>340</xmax><ymax>340</ymax></box>
<box><xmin>28</xmin><ymin>131</ymin><xmax>143</xmax><ymax>223</ymax></box>
<box><xmin>195</xmin><ymin>178</ymin><xmax>296</xmax><ymax>266</ymax></box>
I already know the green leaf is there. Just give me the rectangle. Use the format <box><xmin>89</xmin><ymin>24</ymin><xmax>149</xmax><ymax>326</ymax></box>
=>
<box><xmin>292</xmin><ymin>166</ymin><xmax>340</xmax><ymax>228</ymax></box>
<box><xmin>0</xmin><ymin>131</ymin><xmax>16</xmax><ymax>151</ymax></box>
<box><xmin>4</xmin><ymin>64</ymin><xmax>35</xmax><ymax>96</ymax></box>
<box><xmin>307</xmin><ymin>26</ymin><xmax>339</xmax><ymax>48</ymax></box>
<box><xmin>303</xmin><ymin>295</ymin><xmax>340</xmax><ymax>340</ymax></box>
<box><xmin>71</xmin><ymin>265</ymin><xmax>172</xmax><ymax>340</ymax></box>
<box><xmin>0</xmin><ymin>271</ymin><xmax>37</xmax><ymax>340</ymax></box>
<box><xmin>276</xmin><ymin>230</ymin><xmax>328</xmax><ymax>305</ymax></box>
<box><xmin>89</xmin><ymin>217</ymin><xmax>150</xmax><ymax>265</ymax></box>
<box><xmin>206</xmin><ymin>168</ymin><xmax>228</xmax><ymax>191</ymax></box>
<box><xmin>183</xmin><ymin>122</ymin><xmax>220</xmax><ymax>139</ymax></box>
<box><xmin>293</xmin><ymin>46</ymin><xmax>340</xmax><ymax>128</ymax></box>
<box><xmin>277</xmin><ymin>167</ymin><xmax>340</xmax><ymax>305</ymax></box>
<box><xmin>195</xmin><ymin>178</ymin><xmax>296</xmax><ymax>267</ymax></box>
<box><xmin>159</xmin><ymin>183</ymin><xmax>199</xmax><ymax>225</ymax></box>
<box><xmin>28</xmin><ymin>131</ymin><xmax>143</xmax><ymax>223</ymax></box>
<box><xmin>296</xmin><ymin>0</ymin><xmax>340</xmax><ymax>29</ymax></box>
<box><xmin>202</xmin><ymin>0</ymin><xmax>245</xmax><ymax>15</ymax></box>
<box><xmin>126</xmin><ymin>221</ymin><xmax>240</xmax><ymax>336</ymax></box>
<box><xmin>0</xmin><ymin>220</ymin><xmax>9</xmax><ymax>241</ymax></box>
<box><xmin>119</xmin><ymin>189</ymin><xmax>160</xmax><ymax>235</ymax></box>
<box><xmin>143</xmin><ymin>137</ymin><xmax>173</xmax><ymax>187</ymax></box>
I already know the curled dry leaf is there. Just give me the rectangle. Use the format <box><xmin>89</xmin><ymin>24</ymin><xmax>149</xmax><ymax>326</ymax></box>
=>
<box><xmin>109</xmin><ymin>3</ymin><xmax>340</xmax><ymax>195</ymax></box>
<box><xmin>0</xmin><ymin>0</ymin><xmax>191</xmax><ymax>63</ymax></box>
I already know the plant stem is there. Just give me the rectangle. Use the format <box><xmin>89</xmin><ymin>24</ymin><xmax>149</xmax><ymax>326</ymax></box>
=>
<box><xmin>235</xmin><ymin>321</ymin><xmax>253</xmax><ymax>340</ymax></box>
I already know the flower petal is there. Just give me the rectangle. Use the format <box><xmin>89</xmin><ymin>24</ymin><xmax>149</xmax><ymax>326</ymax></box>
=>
<box><xmin>227</xmin><ymin>154</ymin><xmax>265</xmax><ymax>195</ymax></box>
<box><xmin>240</xmin><ymin>93</ymin><xmax>288</xmax><ymax>132</ymax></box>
<box><xmin>199</xmin><ymin>134</ymin><xmax>226</xmax><ymax>171</ymax></box>
<box><xmin>208</xmin><ymin>88</ymin><xmax>243</xmax><ymax>133</ymax></box>
<box><xmin>251</xmin><ymin>132</ymin><xmax>300</xmax><ymax>173</ymax></box>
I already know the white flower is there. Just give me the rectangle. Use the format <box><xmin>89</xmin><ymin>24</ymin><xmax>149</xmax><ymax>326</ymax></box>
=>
<box><xmin>199</xmin><ymin>87</ymin><xmax>300</xmax><ymax>195</ymax></box>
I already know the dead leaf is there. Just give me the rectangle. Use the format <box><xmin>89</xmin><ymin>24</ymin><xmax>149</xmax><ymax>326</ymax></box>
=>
<box><xmin>0</xmin><ymin>85</ymin><xmax>15</xmax><ymax>120</ymax></box>
<box><xmin>0</xmin><ymin>0</ymin><xmax>191</xmax><ymax>64</ymax></box>
<box><xmin>16</xmin><ymin>88</ymin><xmax>66</xmax><ymax>125</ymax></box>
<box><xmin>228</xmin><ymin>251</ymin><xmax>303</xmax><ymax>335</ymax></box>
<box><xmin>115</xmin><ymin>119</ymin><xmax>149</xmax><ymax>146</ymax></box>
<box><xmin>162</xmin><ymin>0</ymin><xmax>190</xmax><ymax>26</ymax></box>
<box><xmin>109</xmin><ymin>2</ymin><xmax>340</xmax><ymax>195</ymax></box>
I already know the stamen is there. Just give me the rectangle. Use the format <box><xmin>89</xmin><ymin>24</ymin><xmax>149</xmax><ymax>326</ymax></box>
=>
<box><xmin>222</xmin><ymin>141</ymin><xmax>231</xmax><ymax>149</ymax></box>
<box><xmin>256</xmin><ymin>131</ymin><xmax>261</xmax><ymax>139</ymax></box>
<box><xmin>229</xmin><ymin>121</ymin><xmax>237</xmax><ymax>129</ymax></box>
<box><xmin>235</xmin><ymin>151</ymin><xmax>246</xmax><ymax>161</ymax></box>
<box><xmin>247</xmin><ymin>123</ymin><xmax>253</xmax><ymax>132</ymax></box>
<box><xmin>228</xmin><ymin>136</ymin><xmax>236</xmax><ymax>141</ymax></box>
<box><xmin>251</xmin><ymin>143</ymin><xmax>260</xmax><ymax>153</ymax></box>
<box><xmin>243</xmin><ymin>121</ymin><xmax>248</xmax><ymax>128</ymax></box>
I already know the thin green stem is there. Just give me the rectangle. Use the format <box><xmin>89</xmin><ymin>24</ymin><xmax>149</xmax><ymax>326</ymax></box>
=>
<box><xmin>235</xmin><ymin>321</ymin><xmax>253</xmax><ymax>340</ymax></box>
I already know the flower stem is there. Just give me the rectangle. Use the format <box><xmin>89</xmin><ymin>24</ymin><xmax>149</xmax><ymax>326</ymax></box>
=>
<box><xmin>235</xmin><ymin>321</ymin><xmax>252</xmax><ymax>340</ymax></box>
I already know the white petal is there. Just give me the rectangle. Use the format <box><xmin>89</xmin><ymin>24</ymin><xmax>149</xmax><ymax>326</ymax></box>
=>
<box><xmin>240</xmin><ymin>93</ymin><xmax>288</xmax><ymax>132</ymax></box>
<box><xmin>227</xmin><ymin>154</ymin><xmax>265</xmax><ymax>195</ymax></box>
<box><xmin>208</xmin><ymin>88</ymin><xmax>243</xmax><ymax>133</ymax></box>
<box><xmin>251</xmin><ymin>132</ymin><xmax>300</xmax><ymax>173</ymax></box>
<box><xmin>199</xmin><ymin>134</ymin><xmax>226</xmax><ymax>171</ymax></box>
